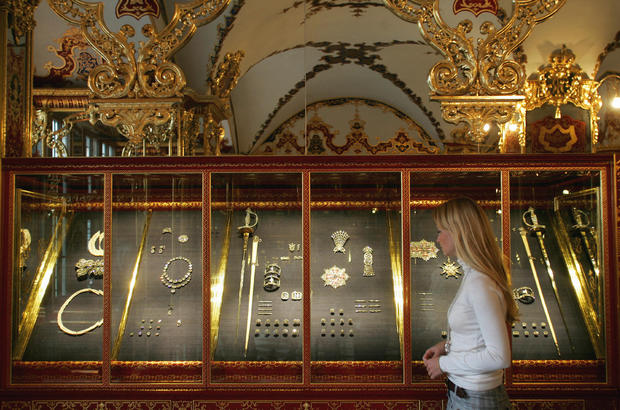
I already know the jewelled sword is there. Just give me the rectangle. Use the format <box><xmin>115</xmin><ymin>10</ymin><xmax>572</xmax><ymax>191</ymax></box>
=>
<box><xmin>523</xmin><ymin>206</ymin><xmax>575</xmax><ymax>353</ymax></box>
<box><xmin>235</xmin><ymin>208</ymin><xmax>258</xmax><ymax>343</ymax></box>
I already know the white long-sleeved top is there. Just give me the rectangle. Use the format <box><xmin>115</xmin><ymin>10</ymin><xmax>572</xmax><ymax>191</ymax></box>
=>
<box><xmin>438</xmin><ymin>259</ymin><xmax>511</xmax><ymax>391</ymax></box>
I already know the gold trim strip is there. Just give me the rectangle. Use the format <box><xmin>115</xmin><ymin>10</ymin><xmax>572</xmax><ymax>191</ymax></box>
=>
<box><xmin>111</xmin><ymin>210</ymin><xmax>152</xmax><ymax>360</ymax></box>
<box><xmin>13</xmin><ymin>206</ymin><xmax>71</xmax><ymax>360</ymax></box>
<box><xmin>387</xmin><ymin>211</ymin><xmax>404</xmax><ymax>360</ymax></box>
<box><xmin>210</xmin><ymin>210</ymin><xmax>232</xmax><ymax>359</ymax></box>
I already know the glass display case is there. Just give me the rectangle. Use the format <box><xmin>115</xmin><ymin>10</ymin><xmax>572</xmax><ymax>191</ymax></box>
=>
<box><xmin>3</xmin><ymin>154</ymin><xmax>616</xmax><ymax>391</ymax></box>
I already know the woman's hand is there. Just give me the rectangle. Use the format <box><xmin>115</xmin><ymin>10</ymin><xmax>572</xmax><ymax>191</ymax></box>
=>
<box><xmin>423</xmin><ymin>356</ymin><xmax>444</xmax><ymax>379</ymax></box>
<box><xmin>422</xmin><ymin>340</ymin><xmax>446</xmax><ymax>360</ymax></box>
<box><xmin>423</xmin><ymin>341</ymin><xmax>446</xmax><ymax>379</ymax></box>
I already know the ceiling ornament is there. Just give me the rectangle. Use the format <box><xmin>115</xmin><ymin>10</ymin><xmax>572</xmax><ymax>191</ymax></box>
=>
<box><xmin>257</xmin><ymin>98</ymin><xmax>439</xmax><ymax>155</ymax></box>
<box><xmin>524</xmin><ymin>46</ymin><xmax>602</xmax><ymax>146</ymax></box>
<box><xmin>384</xmin><ymin>0</ymin><xmax>566</xmax><ymax>145</ymax></box>
<box><xmin>452</xmin><ymin>0</ymin><xmax>497</xmax><ymax>17</ymax></box>
<box><xmin>115</xmin><ymin>0</ymin><xmax>160</xmax><ymax>20</ymax></box>
<box><xmin>44</xmin><ymin>0</ymin><xmax>231</xmax><ymax>155</ymax></box>
<box><xmin>250</xmin><ymin>41</ymin><xmax>445</xmax><ymax>151</ymax></box>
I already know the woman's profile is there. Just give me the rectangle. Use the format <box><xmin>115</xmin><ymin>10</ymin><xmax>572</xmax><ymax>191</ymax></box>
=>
<box><xmin>423</xmin><ymin>197</ymin><xmax>518</xmax><ymax>409</ymax></box>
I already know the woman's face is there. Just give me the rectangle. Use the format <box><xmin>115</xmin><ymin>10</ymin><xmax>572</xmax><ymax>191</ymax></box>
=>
<box><xmin>436</xmin><ymin>226</ymin><xmax>456</xmax><ymax>257</ymax></box>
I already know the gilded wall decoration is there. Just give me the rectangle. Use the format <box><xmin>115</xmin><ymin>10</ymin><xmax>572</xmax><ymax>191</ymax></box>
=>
<box><xmin>115</xmin><ymin>0</ymin><xmax>160</xmax><ymax>19</ymax></box>
<box><xmin>384</xmin><ymin>0</ymin><xmax>566</xmax><ymax>145</ymax></box>
<box><xmin>37</xmin><ymin>27</ymin><xmax>99</xmax><ymax>86</ymax></box>
<box><xmin>528</xmin><ymin>116</ymin><xmax>586</xmax><ymax>153</ymax></box>
<box><xmin>524</xmin><ymin>46</ymin><xmax>601</xmax><ymax>148</ymax></box>
<box><xmin>6</xmin><ymin>46</ymin><xmax>27</xmax><ymax>157</ymax></box>
<box><xmin>48</xmin><ymin>0</ymin><xmax>231</xmax><ymax>99</ymax></box>
<box><xmin>7</xmin><ymin>0</ymin><xmax>40</xmax><ymax>41</ymax></box>
<box><xmin>44</xmin><ymin>0</ymin><xmax>231</xmax><ymax>155</ymax></box>
<box><xmin>257</xmin><ymin>98</ymin><xmax>439</xmax><ymax>155</ymax></box>
<box><xmin>453</xmin><ymin>0</ymin><xmax>498</xmax><ymax>17</ymax></box>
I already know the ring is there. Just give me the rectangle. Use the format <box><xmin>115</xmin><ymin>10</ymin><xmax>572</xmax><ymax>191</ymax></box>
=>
<box><xmin>513</xmin><ymin>286</ymin><xmax>535</xmax><ymax>304</ymax></box>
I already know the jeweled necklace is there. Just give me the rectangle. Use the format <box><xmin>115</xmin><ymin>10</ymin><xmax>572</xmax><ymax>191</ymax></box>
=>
<box><xmin>160</xmin><ymin>256</ymin><xmax>192</xmax><ymax>293</ymax></box>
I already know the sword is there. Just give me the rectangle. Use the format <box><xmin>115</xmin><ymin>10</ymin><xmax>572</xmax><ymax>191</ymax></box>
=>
<box><xmin>523</xmin><ymin>207</ymin><xmax>575</xmax><ymax>353</ymax></box>
<box><xmin>235</xmin><ymin>208</ymin><xmax>258</xmax><ymax>343</ymax></box>
<box><xmin>571</xmin><ymin>207</ymin><xmax>599</xmax><ymax>278</ymax></box>
<box><xmin>244</xmin><ymin>235</ymin><xmax>260</xmax><ymax>358</ymax></box>
<box><xmin>518</xmin><ymin>226</ymin><xmax>561</xmax><ymax>356</ymax></box>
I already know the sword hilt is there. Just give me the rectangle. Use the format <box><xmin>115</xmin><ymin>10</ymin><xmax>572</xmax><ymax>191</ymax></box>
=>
<box><xmin>571</xmin><ymin>207</ymin><xmax>590</xmax><ymax>230</ymax></box>
<box><xmin>523</xmin><ymin>206</ymin><xmax>545</xmax><ymax>232</ymax></box>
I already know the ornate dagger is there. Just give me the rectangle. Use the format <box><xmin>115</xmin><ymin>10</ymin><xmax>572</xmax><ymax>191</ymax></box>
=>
<box><xmin>518</xmin><ymin>226</ymin><xmax>561</xmax><ymax>356</ymax></box>
<box><xmin>523</xmin><ymin>207</ymin><xmax>575</xmax><ymax>353</ymax></box>
<box><xmin>571</xmin><ymin>207</ymin><xmax>599</xmax><ymax>278</ymax></box>
<box><xmin>236</xmin><ymin>208</ymin><xmax>258</xmax><ymax>343</ymax></box>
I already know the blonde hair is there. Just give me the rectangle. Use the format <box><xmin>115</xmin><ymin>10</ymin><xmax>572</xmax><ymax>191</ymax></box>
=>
<box><xmin>433</xmin><ymin>197</ymin><xmax>518</xmax><ymax>324</ymax></box>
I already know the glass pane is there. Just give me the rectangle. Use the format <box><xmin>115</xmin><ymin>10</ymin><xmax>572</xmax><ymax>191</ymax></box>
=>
<box><xmin>510</xmin><ymin>170</ymin><xmax>605</xmax><ymax>383</ymax></box>
<box><xmin>410</xmin><ymin>172</ymin><xmax>501</xmax><ymax>382</ymax></box>
<box><xmin>110</xmin><ymin>174</ymin><xmax>203</xmax><ymax>383</ymax></box>
<box><xmin>310</xmin><ymin>172</ymin><xmax>402</xmax><ymax>383</ymax></box>
<box><xmin>12</xmin><ymin>174</ymin><xmax>104</xmax><ymax>383</ymax></box>
<box><xmin>210</xmin><ymin>173</ymin><xmax>303</xmax><ymax>383</ymax></box>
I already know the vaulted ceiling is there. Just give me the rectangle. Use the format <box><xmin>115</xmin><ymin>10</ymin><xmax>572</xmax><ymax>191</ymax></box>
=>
<box><xmin>32</xmin><ymin>0</ymin><xmax>620</xmax><ymax>154</ymax></box>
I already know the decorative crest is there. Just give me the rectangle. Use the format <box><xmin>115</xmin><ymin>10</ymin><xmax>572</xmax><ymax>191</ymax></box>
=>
<box><xmin>115</xmin><ymin>0</ymin><xmax>160</xmax><ymax>19</ymax></box>
<box><xmin>453</xmin><ymin>0</ymin><xmax>497</xmax><ymax>17</ymax></box>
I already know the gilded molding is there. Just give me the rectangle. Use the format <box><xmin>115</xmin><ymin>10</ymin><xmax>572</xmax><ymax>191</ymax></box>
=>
<box><xmin>7</xmin><ymin>0</ymin><xmax>39</xmax><ymax>41</ymax></box>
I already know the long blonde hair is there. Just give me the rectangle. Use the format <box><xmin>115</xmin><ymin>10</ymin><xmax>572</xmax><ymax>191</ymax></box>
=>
<box><xmin>433</xmin><ymin>197</ymin><xmax>518</xmax><ymax>324</ymax></box>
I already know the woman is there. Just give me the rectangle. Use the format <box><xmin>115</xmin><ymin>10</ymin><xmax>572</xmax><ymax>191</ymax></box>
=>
<box><xmin>423</xmin><ymin>197</ymin><xmax>518</xmax><ymax>409</ymax></box>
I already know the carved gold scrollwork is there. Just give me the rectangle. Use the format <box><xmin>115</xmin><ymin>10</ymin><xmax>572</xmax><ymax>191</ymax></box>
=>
<box><xmin>435</xmin><ymin>95</ymin><xmax>523</xmax><ymax>144</ymax></box>
<box><xmin>210</xmin><ymin>51</ymin><xmax>245</xmax><ymax>98</ymax></box>
<box><xmin>7</xmin><ymin>0</ymin><xmax>39</xmax><ymax>41</ymax></box>
<box><xmin>384</xmin><ymin>0</ymin><xmax>565</xmax><ymax>147</ymax></box>
<box><xmin>524</xmin><ymin>46</ymin><xmax>602</xmax><ymax>145</ymax></box>
<box><xmin>92</xmin><ymin>100</ymin><xmax>179</xmax><ymax>156</ymax></box>
<box><xmin>384</xmin><ymin>0</ymin><xmax>566</xmax><ymax>96</ymax></box>
<box><xmin>48</xmin><ymin>0</ymin><xmax>231</xmax><ymax>98</ymax></box>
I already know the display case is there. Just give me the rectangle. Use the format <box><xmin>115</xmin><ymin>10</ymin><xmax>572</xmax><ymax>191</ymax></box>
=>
<box><xmin>1</xmin><ymin>155</ymin><xmax>617</xmax><ymax>403</ymax></box>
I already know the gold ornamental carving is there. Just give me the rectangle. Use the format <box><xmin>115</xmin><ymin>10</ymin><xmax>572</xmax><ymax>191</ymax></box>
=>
<box><xmin>44</xmin><ymin>0</ymin><xmax>231</xmax><ymax>155</ymax></box>
<box><xmin>48</xmin><ymin>0</ymin><xmax>231</xmax><ymax>99</ymax></box>
<box><xmin>383</xmin><ymin>0</ymin><xmax>566</xmax><ymax>146</ymax></box>
<box><xmin>436</xmin><ymin>95</ymin><xmax>523</xmax><ymax>143</ymax></box>
<box><xmin>7</xmin><ymin>0</ymin><xmax>40</xmax><ymax>41</ymax></box>
<box><xmin>524</xmin><ymin>46</ymin><xmax>603</xmax><ymax>146</ymax></box>
<box><xmin>383</xmin><ymin>0</ymin><xmax>566</xmax><ymax>96</ymax></box>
